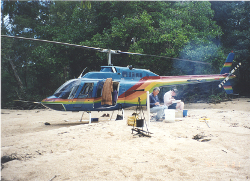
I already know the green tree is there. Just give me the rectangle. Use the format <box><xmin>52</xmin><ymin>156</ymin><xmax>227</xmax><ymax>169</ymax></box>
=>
<box><xmin>211</xmin><ymin>1</ymin><xmax>250</xmax><ymax>95</ymax></box>
<box><xmin>2</xmin><ymin>1</ymin><xmax>235</xmax><ymax>108</ymax></box>
<box><xmin>87</xmin><ymin>2</ymin><xmax>223</xmax><ymax>75</ymax></box>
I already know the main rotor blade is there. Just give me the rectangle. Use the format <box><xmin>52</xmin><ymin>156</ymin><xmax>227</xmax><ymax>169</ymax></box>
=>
<box><xmin>117</xmin><ymin>51</ymin><xmax>211</xmax><ymax>65</ymax></box>
<box><xmin>1</xmin><ymin>35</ymin><xmax>102</xmax><ymax>51</ymax></box>
<box><xmin>2</xmin><ymin>35</ymin><xmax>211</xmax><ymax>65</ymax></box>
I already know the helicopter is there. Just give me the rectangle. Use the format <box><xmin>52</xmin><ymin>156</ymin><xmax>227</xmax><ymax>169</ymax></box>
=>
<box><xmin>2</xmin><ymin>35</ymin><xmax>240</xmax><ymax>115</ymax></box>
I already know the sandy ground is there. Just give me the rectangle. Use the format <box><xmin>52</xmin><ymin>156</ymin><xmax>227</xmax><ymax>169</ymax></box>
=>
<box><xmin>1</xmin><ymin>98</ymin><xmax>250</xmax><ymax>181</ymax></box>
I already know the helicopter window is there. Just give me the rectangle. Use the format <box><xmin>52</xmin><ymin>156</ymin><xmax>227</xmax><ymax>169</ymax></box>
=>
<box><xmin>122</xmin><ymin>71</ymin><xmax>127</xmax><ymax>77</ymax></box>
<box><xmin>78</xmin><ymin>83</ymin><xmax>94</xmax><ymax>98</ymax></box>
<box><xmin>96</xmin><ymin>81</ymin><xmax>104</xmax><ymax>97</ymax></box>
<box><xmin>128</xmin><ymin>72</ymin><xmax>131</xmax><ymax>77</ymax></box>
<box><xmin>68</xmin><ymin>85</ymin><xmax>80</xmax><ymax>99</ymax></box>
<box><xmin>54</xmin><ymin>79</ymin><xmax>81</xmax><ymax>99</ymax></box>
<box><xmin>101</xmin><ymin>67</ymin><xmax>112</xmax><ymax>72</ymax></box>
<box><xmin>132</xmin><ymin>72</ymin><xmax>135</xmax><ymax>77</ymax></box>
<box><xmin>136</xmin><ymin>73</ymin><xmax>140</xmax><ymax>77</ymax></box>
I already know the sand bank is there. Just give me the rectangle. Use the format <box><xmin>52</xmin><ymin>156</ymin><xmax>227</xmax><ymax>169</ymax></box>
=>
<box><xmin>1</xmin><ymin>98</ymin><xmax>250</xmax><ymax>180</ymax></box>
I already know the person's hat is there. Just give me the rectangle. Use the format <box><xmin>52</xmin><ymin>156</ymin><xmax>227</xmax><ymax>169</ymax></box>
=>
<box><xmin>172</xmin><ymin>88</ymin><xmax>178</xmax><ymax>93</ymax></box>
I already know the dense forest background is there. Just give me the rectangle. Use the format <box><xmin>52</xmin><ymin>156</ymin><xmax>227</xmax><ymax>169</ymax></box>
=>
<box><xmin>1</xmin><ymin>1</ymin><xmax>250</xmax><ymax>108</ymax></box>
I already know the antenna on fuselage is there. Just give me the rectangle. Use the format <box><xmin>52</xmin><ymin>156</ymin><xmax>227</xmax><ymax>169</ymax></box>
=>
<box><xmin>78</xmin><ymin>67</ymin><xmax>88</xmax><ymax>78</ymax></box>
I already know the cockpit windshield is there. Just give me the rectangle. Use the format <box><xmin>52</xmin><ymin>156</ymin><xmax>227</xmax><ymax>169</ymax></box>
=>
<box><xmin>54</xmin><ymin>79</ymin><xmax>81</xmax><ymax>99</ymax></box>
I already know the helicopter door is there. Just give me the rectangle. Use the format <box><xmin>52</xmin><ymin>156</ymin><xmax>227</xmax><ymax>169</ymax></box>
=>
<box><xmin>101</xmin><ymin>78</ymin><xmax>113</xmax><ymax>105</ymax></box>
<box><xmin>94</xmin><ymin>79</ymin><xmax>120</xmax><ymax>108</ymax></box>
<box><xmin>77</xmin><ymin>82</ymin><xmax>94</xmax><ymax>110</ymax></box>
<box><xmin>112</xmin><ymin>81</ymin><xmax>119</xmax><ymax>105</ymax></box>
<box><xmin>94</xmin><ymin>81</ymin><xmax>104</xmax><ymax>108</ymax></box>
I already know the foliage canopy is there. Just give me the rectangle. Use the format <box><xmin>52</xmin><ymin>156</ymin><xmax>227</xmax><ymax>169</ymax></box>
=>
<box><xmin>1</xmin><ymin>1</ymin><xmax>249</xmax><ymax>108</ymax></box>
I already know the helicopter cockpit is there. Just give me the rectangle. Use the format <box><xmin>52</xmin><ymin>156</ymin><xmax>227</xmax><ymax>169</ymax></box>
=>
<box><xmin>53</xmin><ymin>79</ymin><xmax>81</xmax><ymax>99</ymax></box>
<box><xmin>53</xmin><ymin>79</ymin><xmax>95</xmax><ymax>99</ymax></box>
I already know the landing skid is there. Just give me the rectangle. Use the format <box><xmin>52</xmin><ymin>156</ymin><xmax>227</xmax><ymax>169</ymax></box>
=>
<box><xmin>79</xmin><ymin>109</ymin><xmax>124</xmax><ymax>124</ymax></box>
<box><xmin>110</xmin><ymin>109</ymin><xmax>124</xmax><ymax>120</ymax></box>
<box><xmin>80</xmin><ymin>111</ymin><xmax>92</xmax><ymax>124</ymax></box>
<box><xmin>96</xmin><ymin>105</ymin><xmax>117</xmax><ymax>110</ymax></box>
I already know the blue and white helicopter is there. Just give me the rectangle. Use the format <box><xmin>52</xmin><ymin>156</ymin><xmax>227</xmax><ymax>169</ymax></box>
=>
<box><xmin>2</xmin><ymin>35</ymin><xmax>240</xmax><ymax>122</ymax></box>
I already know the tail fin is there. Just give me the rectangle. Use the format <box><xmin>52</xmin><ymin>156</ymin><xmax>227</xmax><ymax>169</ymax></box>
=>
<box><xmin>220</xmin><ymin>52</ymin><xmax>235</xmax><ymax>74</ymax></box>
<box><xmin>219</xmin><ymin>52</ymin><xmax>235</xmax><ymax>94</ymax></box>
<box><xmin>222</xmin><ymin>82</ymin><xmax>234</xmax><ymax>94</ymax></box>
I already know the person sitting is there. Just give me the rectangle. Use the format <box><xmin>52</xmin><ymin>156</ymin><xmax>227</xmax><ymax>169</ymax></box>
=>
<box><xmin>149</xmin><ymin>87</ymin><xmax>168</xmax><ymax>121</ymax></box>
<box><xmin>164</xmin><ymin>88</ymin><xmax>184</xmax><ymax>110</ymax></box>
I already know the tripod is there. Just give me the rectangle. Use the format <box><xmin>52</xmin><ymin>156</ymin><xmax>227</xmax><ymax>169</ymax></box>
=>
<box><xmin>131</xmin><ymin>97</ymin><xmax>153</xmax><ymax>137</ymax></box>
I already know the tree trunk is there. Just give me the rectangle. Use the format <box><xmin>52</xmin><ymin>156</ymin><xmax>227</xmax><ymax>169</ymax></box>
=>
<box><xmin>8</xmin><ymin>57</ymin><xmax>25</xmax><ymax>98</ymax></box>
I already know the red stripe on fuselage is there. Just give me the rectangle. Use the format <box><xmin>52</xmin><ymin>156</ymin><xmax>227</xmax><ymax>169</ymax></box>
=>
<box><xmin>119</xmin><ymin>74</ymin><xmax>226</xmax><ymax>98</ymax></box>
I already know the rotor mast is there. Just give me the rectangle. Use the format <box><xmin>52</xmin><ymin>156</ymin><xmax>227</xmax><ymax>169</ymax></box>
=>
<box><xmin>108</xmin><ymin>49</ymin><xmax>112</xmax><ymax>65</ymax></box>
<box><xmin>99</xmin><ymin>49</ymin><xmax>118</xmax><ymax>66</ymax></box>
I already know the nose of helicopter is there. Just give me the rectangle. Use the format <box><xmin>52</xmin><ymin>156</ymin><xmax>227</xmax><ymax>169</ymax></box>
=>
<box><xmin>41</xmin><ymin>98</ymin><xmax>66</xmax><ymax>111</ymax></box>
